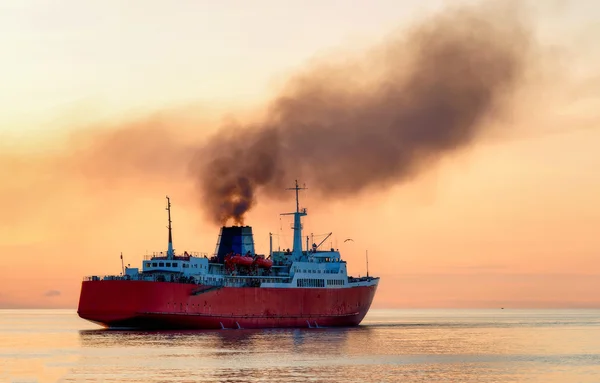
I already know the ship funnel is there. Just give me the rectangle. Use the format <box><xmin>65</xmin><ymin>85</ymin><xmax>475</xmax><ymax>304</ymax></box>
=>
<box><xmin>214</xmin><ymin>226</ymin><xmax>255</xmax><ymax>263</ymax></box>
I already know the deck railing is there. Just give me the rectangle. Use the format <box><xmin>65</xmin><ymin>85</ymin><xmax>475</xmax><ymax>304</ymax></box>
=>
<box><xmin>83</xmin><ymin>273</ymin><xmax>292</xmax><ymax>287</ymax></box>
<box><xmin>143</xmin><ymin>251</ymin><xmax>209</xmax><ymax>260</ymax></box>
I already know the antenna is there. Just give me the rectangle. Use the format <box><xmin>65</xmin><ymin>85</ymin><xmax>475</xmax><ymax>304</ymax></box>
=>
<box><xmin>120</xmin><ymin>252</ymin><xmax>125</xmax><ymax>275</ymax></box>
<box><xmin>166</xmin><ymin>196</ymin><xmax>174</xmax><ymax>260</ymax></box>
<box><xmin>366</xmin><ymin>250</ymin><xmax>369</xmax><ymax>278</ymax></box>
<box><xmin>285</xmin><ymin>179</ymin><xmax>307</xmax><ymax>213</ymax></box>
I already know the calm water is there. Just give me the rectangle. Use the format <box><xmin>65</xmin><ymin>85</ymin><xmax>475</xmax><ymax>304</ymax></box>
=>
<box><xmin>1</xmin><ymin>309</ymin><xmax>600</xmax><ymax>383</ymax></box>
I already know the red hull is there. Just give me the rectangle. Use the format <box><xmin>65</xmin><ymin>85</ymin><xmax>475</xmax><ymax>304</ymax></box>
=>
<box><xmin>77</xmin><ymin>280</ymin><xmax>378</xmax><ymax>329</ymax></box>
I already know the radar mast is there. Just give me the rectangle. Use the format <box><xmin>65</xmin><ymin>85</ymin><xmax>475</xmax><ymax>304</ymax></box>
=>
<box><xmin>281</xmin><ymin>180</ymin><xmax>307</xmax><ymax>260</ymax></box>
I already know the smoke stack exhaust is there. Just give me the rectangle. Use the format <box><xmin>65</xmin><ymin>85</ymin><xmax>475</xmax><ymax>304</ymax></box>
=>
<box><xmin>193</xmin><ymin>2</ymin><xmax>532</xmax><ymax>225</ymax></box>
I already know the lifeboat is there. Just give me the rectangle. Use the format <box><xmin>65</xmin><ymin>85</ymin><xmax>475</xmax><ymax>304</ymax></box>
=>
<box><xmin>254</xmin><ymin>257</ymin><xmax>273</xmax><ymax>269</ymax></box>
<box><xmin>228</xmin><ymin>254</ymin><xmax>254</xmax><ymax>267</ymax></box>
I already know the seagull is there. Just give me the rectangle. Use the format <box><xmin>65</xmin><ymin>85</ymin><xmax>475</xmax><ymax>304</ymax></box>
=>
<box><xmin>344</xmin><ymin>238</ymin><xmax>354</xmax><ymax>242</ymax></box>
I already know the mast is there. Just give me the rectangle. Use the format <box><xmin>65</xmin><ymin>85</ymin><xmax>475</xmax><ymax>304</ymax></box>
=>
<box><xmin>366</xmin><ymin>250</ymin><xmax>369</xmax><ymax>278</ymax></box>
<box><xmin>166</xmin><ymin>196</ymin><xmax>174</xmax><ymax>259</ymax></box>
<box><xmin>120</xmin><ymin>252</ymin><xmax>125</xmax><ymax>275</ymax></box>
<box><xmin>281</xmin><ymin>180</ymin><xmax>307</xmax><ymax>260</ymax></box>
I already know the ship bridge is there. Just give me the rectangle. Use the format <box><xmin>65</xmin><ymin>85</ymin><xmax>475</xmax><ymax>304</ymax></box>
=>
<box><xmin>141</xmin><ymin>252</ymin><xmax>209</xmax><ymax>274</ymax></box>
<box><xmin>308</xmin><ymin>250</ymin><xmax>340</xmax><ymax>262</ymax></box>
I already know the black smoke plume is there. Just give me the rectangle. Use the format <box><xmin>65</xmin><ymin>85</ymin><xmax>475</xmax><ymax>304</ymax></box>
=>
<box><xmin>194</xmin><ymin>2</ymin><xmax>533</xmax><ymax>225</ymax></box>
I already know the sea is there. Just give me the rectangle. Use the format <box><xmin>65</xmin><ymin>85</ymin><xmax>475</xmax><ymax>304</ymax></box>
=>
<box><xmin>1</xmin><ymin>309</ymin><xmax>599</xmax><ymax>383</ymax></box>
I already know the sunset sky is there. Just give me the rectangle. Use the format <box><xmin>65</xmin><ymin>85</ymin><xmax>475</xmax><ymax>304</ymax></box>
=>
<box><xmin>1</xmin><ymin>0</ymin><xmax>599</xmax><ymax>309</ymax></box>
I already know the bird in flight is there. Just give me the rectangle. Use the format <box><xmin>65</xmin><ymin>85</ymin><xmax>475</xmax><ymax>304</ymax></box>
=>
<box><xmin>344</xmin><ymin>238</ymin><xmax>354</xmax><ymax>242</ymax></box>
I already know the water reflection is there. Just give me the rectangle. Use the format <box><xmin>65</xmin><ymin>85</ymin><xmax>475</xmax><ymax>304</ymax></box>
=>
<box><xmin>73</xmin><ymin>327</ymin><xmax>375</xmax><ymax>382</ymax></box>
<box><xmin>5</xmin><ymin>310</ymin><xmax>600</xmax><ymax>383</ymax></box>
<box><xmin>72</xmin><ymin>318</ymin><xmax>600</xmax><ymax>383</ymax></box>
<box><xmin>78</xmin><ymin>326</ymin><xmax>361</xmax><ymax>351</ymax></box>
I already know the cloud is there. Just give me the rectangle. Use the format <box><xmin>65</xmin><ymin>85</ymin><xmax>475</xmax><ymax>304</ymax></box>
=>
<box><xmin>44</xmin><ymin>290</ymin><xmax>61</xmax><ymax>297</ymax></box>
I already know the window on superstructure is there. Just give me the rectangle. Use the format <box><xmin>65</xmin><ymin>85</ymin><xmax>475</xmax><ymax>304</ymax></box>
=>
<box><xmin>159</xmin><ymin>262</ymin><xmax>164</xmax><ymax>267</ymax></box>
<box><xmin>145</xmin><ymin>263</ymin><xmax>150</xmax><ymax>267</ymax></box>
<box><xmin>152</xmin><ymin>263</ymin><xmax>157</xmax><ymax>267</ymax></box>
<box><xmin>166</xmin><ymin>262</ymin><xmax>171</xmax><ymax>267</ymax></box>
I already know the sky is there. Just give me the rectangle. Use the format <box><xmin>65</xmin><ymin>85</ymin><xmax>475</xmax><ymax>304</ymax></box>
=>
<box><xmin>1</xmin><ymin>0</ymin><xmax>599</xmax><ymax>309</ymax></box>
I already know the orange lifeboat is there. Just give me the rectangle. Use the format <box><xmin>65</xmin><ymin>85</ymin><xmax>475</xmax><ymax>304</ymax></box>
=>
<box><xmin>230</xmin><ymin>254</ymin><xmax>254</xmax><ymax>267</ymax></box>
<box><xmin>255</xmin><ymin>257</ymin><xmax>273</xmax><ymax>269</ymax></box>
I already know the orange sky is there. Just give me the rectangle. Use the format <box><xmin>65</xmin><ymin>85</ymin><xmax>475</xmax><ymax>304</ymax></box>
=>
<box><xmin>1</xmin><ymin>0</ymin><xmax>599</xmax><ymax>309</ymax></box>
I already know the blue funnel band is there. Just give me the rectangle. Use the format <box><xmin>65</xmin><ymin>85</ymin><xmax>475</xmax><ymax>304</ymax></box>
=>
<box><xmin>215</xmin><ymin>226</ymin><xmax>255</xmax><ymax>262</ymax></box>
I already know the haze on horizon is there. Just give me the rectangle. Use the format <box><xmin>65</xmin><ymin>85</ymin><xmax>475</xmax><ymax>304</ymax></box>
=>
<box><xmin>1</xmin><ymin>0</ymin><xmax>599</xmax><ymax>309</ymax></box>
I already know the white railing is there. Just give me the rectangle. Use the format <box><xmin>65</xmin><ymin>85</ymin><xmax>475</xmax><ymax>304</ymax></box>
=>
<box><xmin>83</xmin><ymin>275</ymin><xmax>156</xmax><ymax>282</ymax></box>
<box><xmin>83</xmin><ymin>273</ymin><xmax>293</xmax><ymax>287</ymax></box>
<box><xmin>143</xmin><ymin>251</ymin><xmax>209</xmax><ymax>260</ymax></box>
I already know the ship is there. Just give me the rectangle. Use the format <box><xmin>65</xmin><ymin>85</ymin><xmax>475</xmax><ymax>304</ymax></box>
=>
<box><xmin>77</xmin><ymin>181</ymin><xmax>380</xmax><ymax>329</ymax></box>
